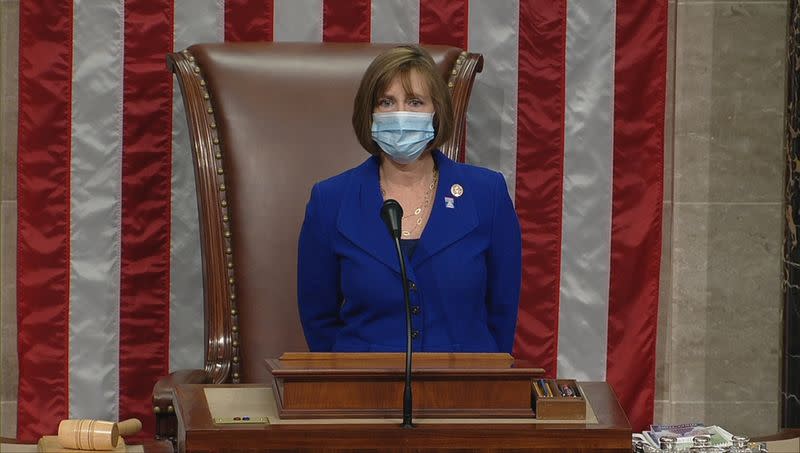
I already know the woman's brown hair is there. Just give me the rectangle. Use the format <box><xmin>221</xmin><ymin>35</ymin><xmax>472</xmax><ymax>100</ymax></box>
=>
<box><xmin>352</xmin><ymin>45</ymin><xmax>454</xmax><ymax>155</ymax></box>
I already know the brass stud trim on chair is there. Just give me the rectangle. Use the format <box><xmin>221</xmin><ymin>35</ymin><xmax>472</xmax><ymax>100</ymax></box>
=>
<box><xmin>217</xmin><ymin>168</ymin><xmax>224</xmax><ymax>175</ymax></box>
<box><xmin>167</xmin><ymin>406</ymin><xmax>174</xmax><ymax>414</ymax></box>
<box><xmin>226</xmin><ymin>247</ymin><xmax>232</xmax><ymax>254</ymax></box>
<box><xmin>231</xmin><ymin>308</ymin><xmax>237</xmax><ymax>316</ymax></box>
<box><xmin>447</xmin><ymin>51</ymin><xmax>468</xmax><ymax>91</ymax></box>
<box><xmin>212</xmin><ymin>137</ymin><xmax>219</xmax><ymax>144</ymax></box>
<box><xmin>227</xmin><ymin>261</ymin><xmax>234</xmax><ymax>269</ymax></box>
<box><xmin>224</xmin><ymin>231</ymin><xmax>231</xmax><ymax>238</ymax></box>
<box><xmin>228</xmin><ymin>277</ymin><xmax>235</xmax><ymax>284</ymax></box>
<box><xmin>153</xmin><ymin>406</ymin><xmax>161</xmax><ymax>414</ymax></box>
<box><xmin>232</xmin><ymin>356</ymin><xmax>239</xmax><ymax>363</ymax></box>
<box><xmin>232</xmin><ymin>325</ymin><xmax>238</xmax><ymax>332</ymax></box>
<box><xmin>219</xmin><ymin>184</ymin><xmax>226</xmax><ymax>191</ymax></box>
<box><xmin>221</xmin><ymin>200</ymin><xmax>228</xmax><ymax>207</ymax></box>
<box><xmin>215</xmin><ymin>152</ymin><xmax>222</xmax><ymax>160</ymax></box>
<box><xmin>223</xmin><ymin>215</ymin><xmax>230</xmax><ymax>223</ymax></box>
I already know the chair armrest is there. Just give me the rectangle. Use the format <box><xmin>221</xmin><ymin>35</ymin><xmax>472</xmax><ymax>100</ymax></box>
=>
<box><xmin>153</xmin><ymin>369</ymin><xmax>210</xmax><ymax>410</ymax></box>
<box><xmin>152</xmin><ymin>369</ymin><xmax>210</xmax><ymax>444</ymax></box>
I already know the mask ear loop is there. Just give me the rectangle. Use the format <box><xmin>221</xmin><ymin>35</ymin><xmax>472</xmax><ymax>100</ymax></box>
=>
<box><xmin>428</xmin><ymin>111</ymin><xmax>438</xmax><ymax>154</ymax></box>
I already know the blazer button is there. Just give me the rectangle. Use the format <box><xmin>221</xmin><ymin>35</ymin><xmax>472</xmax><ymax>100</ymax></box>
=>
<box><xmin>409</xmin><ymin>281</ymin><xmax>417</xmax><ymax>291</ymax></box>
<box><xmin>411</xmin><ymin>306</ymin><xmax>421</xmax><ymax>315</ymax></box>
<box><xmin>411</xmin><ymin>330</ymin><xmax>420</xmax><ymax>339</ymax></box>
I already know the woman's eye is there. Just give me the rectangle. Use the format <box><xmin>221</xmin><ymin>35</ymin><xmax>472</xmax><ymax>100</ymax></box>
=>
<box><xmin>378</xmin><ymin>98</ymin><xmax>393</xmax><ymax>108</ymax></box>
<box><xmin>408</xmin><ymin>99</ymin><xmax>423</xmax><ymax>107</ymax></box>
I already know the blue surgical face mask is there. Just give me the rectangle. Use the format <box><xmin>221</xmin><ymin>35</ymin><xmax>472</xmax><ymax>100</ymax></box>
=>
<box><xmin>371</xmin><ymin>111</ymin><xmax>435</xmax><ymax>164</ymax></box>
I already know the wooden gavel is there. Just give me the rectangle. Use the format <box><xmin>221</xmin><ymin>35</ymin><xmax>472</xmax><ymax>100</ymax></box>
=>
<box><xmin>57</xmin><ymin>418</ymin><xmax>142</xmax><ymax>450</ymax></box>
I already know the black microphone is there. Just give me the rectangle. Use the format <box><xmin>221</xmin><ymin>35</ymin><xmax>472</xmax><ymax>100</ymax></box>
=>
<box><xmin>380</xmin><ymin>199</ymin><xmax>403</xmax><ymax>239</ymax></box>
<box><xmin>380</xmin><ymin>199</ymin><xmax>414</xmax><ymax>429</ymax></box>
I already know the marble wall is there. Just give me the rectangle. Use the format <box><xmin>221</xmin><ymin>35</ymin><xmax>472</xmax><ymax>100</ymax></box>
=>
<box><xmin>0</xmin><ymin>0</ymin><xmax>790</xmax><ymax>440</ymax></box>
<box><xmin>0</xmin><ymin>0</ymin><xmax>19</xmax><ymax>439</ymax></box>
<box><xmin>656</xmin><ymin>0</ymin><xmax>788</xmax><ymax>437</ymax></box>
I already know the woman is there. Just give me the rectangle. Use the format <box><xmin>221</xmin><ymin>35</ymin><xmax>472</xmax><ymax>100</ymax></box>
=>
<box><xmin>297</xmin><ymin>45</ymin><xmax>521</xmax><ymax>353</ymax></box>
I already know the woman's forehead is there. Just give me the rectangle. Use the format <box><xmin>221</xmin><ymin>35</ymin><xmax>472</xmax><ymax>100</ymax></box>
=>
<box><xmin>382</xmin><ymin>70</ymin><xmax>431</xmax><ymax>96</ymax></box>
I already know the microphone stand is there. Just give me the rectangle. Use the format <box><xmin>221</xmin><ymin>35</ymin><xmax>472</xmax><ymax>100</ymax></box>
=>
<box><xmin>380</xmin><ymin>199</ymin><xmax>414</xmax><ymax>428</ymax></box>
<box><xmin>391</xmin><ymin>236</ymin><xmax>414</xmax><ymax>429</ymax></box>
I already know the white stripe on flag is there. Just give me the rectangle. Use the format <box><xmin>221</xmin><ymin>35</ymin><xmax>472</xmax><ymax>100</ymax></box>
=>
<box><xmin>170</xmin><ymin>0</ymin><xmax>223</xmax><ymax>373</ymax></box>
<box><xmin>557</xmin><ymin>0</ymin><xmax>616</xmax><ymax>381</ymax></box>
<box><xmin>274</xmin><ymin>0</ymin><xmax>323</xmax><ymax>42</ymax></box>
<box><xmin>466</xmin><ymin>0</ymin><xmax>519</xmax><ymax>198</ymax></box>
<box><xmin>371</xmin><ymin>0</ymin><xmax>419</xmax><ymax>44</ymax></box>
<box><xmin>69</xmin><ymin>0</ymin><xmax>124</xmax><ymax>420</ymax></box>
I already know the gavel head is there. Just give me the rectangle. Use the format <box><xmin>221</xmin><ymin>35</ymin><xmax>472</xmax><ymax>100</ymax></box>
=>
<box><xmin>58</xmin><ymin>419</ymin><xmax>120</xmax><ymax>450</ymax></box>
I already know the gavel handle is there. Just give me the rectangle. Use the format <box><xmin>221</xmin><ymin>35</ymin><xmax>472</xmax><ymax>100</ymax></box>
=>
<box><xmin>117</xmin><ymin>418</ymin><xmax>142</xmax><ymax>437</ymax></box>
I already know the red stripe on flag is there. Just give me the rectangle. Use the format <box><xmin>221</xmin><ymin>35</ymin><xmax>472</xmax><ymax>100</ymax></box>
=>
<box><xmin>225</xmin><ymin>0</ymin><xmax>274</xmax><ymax>42</ymax></box>
<box><xmin>322</xmin><ymin>0</ymin><xmax>370</xmax><ymax>43</ymax></box>
<box><xmin>512</xmin><ymin>0</ymin><xmax>566</xmax><ymax>378</ymax></box>
<box><xmin>16</xmin><ymin>0</ymin><xmax>73</xmax><ymax>441</ymax></box>
<box><xmin>607</xmin><ymin>0</ymin><xmax>667</xmax><ymax>432</ymax></box>
<box><xmin>419</xmin><ymin>0</ymin><xmax>468</xmax><ymax>49</ymax></box>
<box><xmin>120</xmin><ymin>0</ymin><xmax>174</xmax><ymax>439</ymax></box>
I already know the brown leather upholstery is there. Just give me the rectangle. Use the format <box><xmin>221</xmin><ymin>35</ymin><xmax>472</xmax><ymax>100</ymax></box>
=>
<box><xmin>153</xmin><ymin>42</ymin><xmax>483</xmax><ymax>442</ymax></box>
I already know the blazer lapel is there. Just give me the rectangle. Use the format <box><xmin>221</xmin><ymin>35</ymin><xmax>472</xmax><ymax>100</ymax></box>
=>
<box><xmin>413</xmin><ymin>150</ymin><xmax>478</xmax><ymax>266</ymax></box>
<box><xmin>336</xmin><ymin>156</ymin><xmax>402</xmax><ymax>274</ymax></box>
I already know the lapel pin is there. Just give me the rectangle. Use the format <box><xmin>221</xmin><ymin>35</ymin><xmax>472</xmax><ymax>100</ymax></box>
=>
<box><xmin>444</xmin><ymin>197</ymin><xmax>455</xmax><ymax>209</ymax></box>
<box><xmin>450</xmin><ymin>184</ymin><xmax>464</xmax><ymax>198</ymax></box>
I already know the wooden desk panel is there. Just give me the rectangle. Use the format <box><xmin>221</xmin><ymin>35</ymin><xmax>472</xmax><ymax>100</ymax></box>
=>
<box><xmin>267</xmin><ymin>353</ymin><xmax>545</xmax><ymax>419</ymax></box>
<box><xmin>174</xmin><ymin>383</ymin><xmax>630</xmax><ymax>452</ymax></box>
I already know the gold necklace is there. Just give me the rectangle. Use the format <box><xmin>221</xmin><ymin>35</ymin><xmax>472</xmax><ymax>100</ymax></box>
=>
<box><xmin>380</xmin><ymin>169</ymin><xmax>439</xmax><ymax>238</ymax></box>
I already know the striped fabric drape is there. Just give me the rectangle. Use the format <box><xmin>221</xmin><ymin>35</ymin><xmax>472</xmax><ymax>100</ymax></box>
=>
<box><xmin>16</xmin><ymin>0</ymin><xmax>666</xmax><ymax>440</ymax></box>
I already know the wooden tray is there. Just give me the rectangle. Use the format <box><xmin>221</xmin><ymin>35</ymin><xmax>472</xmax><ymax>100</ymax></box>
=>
<box><xmin>532</xmin><ymin>379</ymin><xmax>586</xmax><ymax>420</ymax></box>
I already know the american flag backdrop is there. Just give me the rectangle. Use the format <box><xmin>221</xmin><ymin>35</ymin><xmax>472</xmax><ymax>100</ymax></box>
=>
<box><xmin>15</xmin><ymin>0</ymin><xmax>666</xmax><ymax>441</ymax></box>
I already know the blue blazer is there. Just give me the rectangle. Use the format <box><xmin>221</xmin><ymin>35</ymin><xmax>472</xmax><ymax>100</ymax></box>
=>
<box><xmin>297</xmin><ymin>150</ymin><xmax>521</xmax><ymax>353</ymax></box>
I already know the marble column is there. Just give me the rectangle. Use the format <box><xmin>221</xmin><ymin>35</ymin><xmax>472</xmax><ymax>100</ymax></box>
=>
<box><xmin>1</xmin><ymin>0</ymin><xmax>20</xmax><ymax>438</ymax></box>
<box><xmin>784</xmin><ymin>0</ymin><xmax>800</xmax><ymax>430</ymax></box>
<box><xmin>669</xmin><ymin>1</ymin><xmax>785</xmax><ymax>436</ymax></box>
